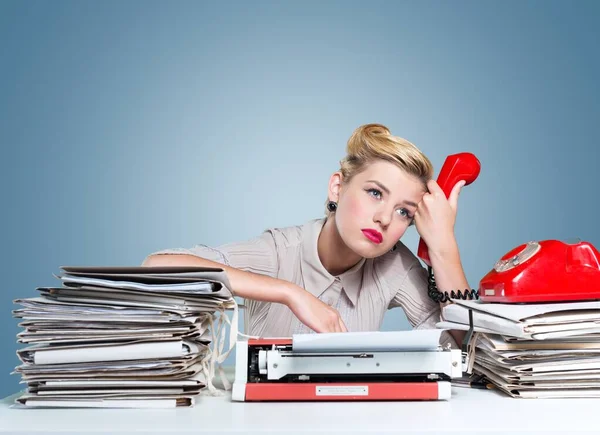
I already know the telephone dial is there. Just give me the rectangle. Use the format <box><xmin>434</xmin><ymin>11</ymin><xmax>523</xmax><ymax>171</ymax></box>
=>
<box><xmin>418</xmin><ymin>153</ymin><xmax>600</xmax><ymax>304</ymax></box>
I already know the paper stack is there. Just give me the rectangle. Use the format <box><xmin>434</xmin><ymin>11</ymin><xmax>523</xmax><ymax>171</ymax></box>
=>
<box><xmin>438</xmin><ymin>299</ymin><xmax>600</xmax><ymax>398</ymax></box>
<box><xmin>12</xmin><ymin>266</ymin><xmax>236</xmax><ymax>408</ymax></box>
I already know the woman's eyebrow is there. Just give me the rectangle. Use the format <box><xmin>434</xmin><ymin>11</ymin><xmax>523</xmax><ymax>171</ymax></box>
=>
<box><xmin>366</xmin><ymin>179</ymin><xmax>418</xmax><ymax>208</ymax></box>
<box><xmin>366</xmin><ymin>180</ymin><xmax>390</xmax><ymax>195</ymax></box>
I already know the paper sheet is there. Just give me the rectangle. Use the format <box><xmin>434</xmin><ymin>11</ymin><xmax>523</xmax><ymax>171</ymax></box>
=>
<box><xmin>60</xmin><ymin>275</ymin><xmax>217</xmax><ymax>293</ymax></box>
<box><xmin>292</xmin><ymin>329</ymin><xmax>443</xmax><ymax>353</ymax></box>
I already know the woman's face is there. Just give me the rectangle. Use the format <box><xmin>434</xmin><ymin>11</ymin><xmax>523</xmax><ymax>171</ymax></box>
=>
<box><xmin>333</xmin><ymin>160</ymin><xmax>427</xmax><ymax>258</ymax></box>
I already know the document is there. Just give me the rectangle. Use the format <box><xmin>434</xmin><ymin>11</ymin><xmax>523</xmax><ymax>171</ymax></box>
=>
<box><xmin>15</xmin><ymin>359</ymin><xmax>204</xmax><ymax>381</ymax></box>
<box><xmin>453</xmin><ymin>299</ymin><xmax>600</xmax><ymax>323</ymax></box>
<box><xmin>478</xmin><ymin>333</ymin><xmax>600</xmax><ymax>351</ymax></box>
<box><xmin>15</xmin><ymin>396</ymin><xmax>196</xmax><ymax>408</ymax></box>
<box><xmin>473</xmin><ymin>362</ymin><xmax>600</xmax><ymax>398</ymax></box>
<box><xmin>292</xmin><ymin>330</ymin><xmax>444</xmax><ymax>353</ymax></box>
<box><xmin>60</xmin><ymin>265</ymin><xmax>234</xmax><ymax>294</ymax></box>
<box><xmin>441</xmin><ymin>300</ymin><xmax>600</xmax><ymax>339</ymax></box>
<box><xmin>60</xmin><ymin>275</ymin><xmax>218</xmax><ymax>293</ymax></box>
<box><xmin>18</xmin><ymin>338</ymin><xmax>203</xmax><ymax>365</ymax></box>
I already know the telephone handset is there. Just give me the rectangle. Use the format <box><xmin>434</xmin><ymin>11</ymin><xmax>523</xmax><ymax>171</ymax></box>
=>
<box><xmin>416</xmin><ymin>153</ymin><xmax>481</xmax><ymax>303</ymax></box>
<box><xmin>417</xmin><ymin>153</ymin><xmax>481</xmax><ymax>266</ymax></box>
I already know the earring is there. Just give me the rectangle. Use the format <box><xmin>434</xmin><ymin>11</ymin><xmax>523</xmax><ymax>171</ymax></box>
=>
<box><xmin>327</xmin><ymin>201</ymin><xmax>338</xmax><ymax>212</ymax></box>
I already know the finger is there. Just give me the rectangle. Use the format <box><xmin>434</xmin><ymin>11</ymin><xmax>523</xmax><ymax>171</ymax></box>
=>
<box><xmin>338</xmin><ymin>317</ymin><xmax>348</xmax><ymax>333</ymax></box>
<box><xmin>448</xmin><ymin>180</ymin><xmax>466</xmax><ymax>212</ymax></box>
<box><xmin>312</xmin><ymin>323</ymin><xmax>325</xmax><ymax>333</ymax></box>
<box><xmin>330</xmin><ymin>321</ymin><xmax>341</xmax><ymax>333</ymax></box>
<box><xmin>413</xmin><ymin>209</ymin><xmax>422</xmax><ymax>225</ymax></box>
<box><xmin>426</xmin><ymin>179</ymin><xmax>443</xmax><ymax>196</ymax></box>
<box><xmin>421</xmin><ymin>192</ymin><xmax>434</xmax><ymax>206</ymax></box>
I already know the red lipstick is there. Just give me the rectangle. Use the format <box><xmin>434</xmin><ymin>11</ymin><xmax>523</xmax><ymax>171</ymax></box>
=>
<box><xmin>362</xmin><ymin>229</ymin><xmax>383</xmax><ymax>244</ymax></box>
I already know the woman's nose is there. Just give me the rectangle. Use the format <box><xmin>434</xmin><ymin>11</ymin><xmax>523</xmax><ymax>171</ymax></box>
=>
<box><xmin>374</xmin><ymin>208</ymin><xmax>392</xmax><ymax>227</ymax></box>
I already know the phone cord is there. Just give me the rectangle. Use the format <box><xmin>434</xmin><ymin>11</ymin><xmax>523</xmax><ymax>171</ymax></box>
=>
<box><xmin>427</xmin><ymin>266</ymin><xmax>479</xmax><ymax>303</ymax></box>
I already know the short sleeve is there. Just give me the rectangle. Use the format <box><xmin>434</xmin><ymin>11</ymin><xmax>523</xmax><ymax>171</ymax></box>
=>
<box><xmin>381</xmin><ymin>244</ymin><xmax>457</xmax><ymax>348</ymax></box>
<box><xmin>144</xmin><ymin>229</ymin><xmax>279</xmax><ymax>278</ymax></box>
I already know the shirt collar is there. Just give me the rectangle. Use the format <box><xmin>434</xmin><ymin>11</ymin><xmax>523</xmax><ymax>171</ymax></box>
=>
<box><xmin>300</xmin><ymin>218</ymin><xmax>366</xmax><ymax>307</ymax></box>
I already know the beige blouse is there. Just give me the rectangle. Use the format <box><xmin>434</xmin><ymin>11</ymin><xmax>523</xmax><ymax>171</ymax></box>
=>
<box><xmin>150</xmin><ymin>217</ymin><xmax>456</xmax><ymax>347</ymax></box>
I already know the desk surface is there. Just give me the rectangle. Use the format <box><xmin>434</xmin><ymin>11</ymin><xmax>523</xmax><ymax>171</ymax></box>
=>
<box><xmin>1</xmin><ymin>385</ymin><xmax>599</xmax><ymax>435</ymax></box>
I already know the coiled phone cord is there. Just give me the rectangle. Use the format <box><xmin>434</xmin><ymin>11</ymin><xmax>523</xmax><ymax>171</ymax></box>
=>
<box><xmin>427</xmin><ymin>266</ymin><xmax>479</xmax><ymax>302</ymax></box>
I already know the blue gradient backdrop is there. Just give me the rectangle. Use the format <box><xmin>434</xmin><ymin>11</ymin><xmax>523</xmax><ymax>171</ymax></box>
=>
<box><xmin>1</xmin><ymin>0</ymin><xmax>599</xmax><ymax>397</ymax></box>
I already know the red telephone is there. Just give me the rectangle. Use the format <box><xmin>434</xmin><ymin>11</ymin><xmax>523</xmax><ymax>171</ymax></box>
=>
<box><xmin>417</xmin><ymin>153</ymin><xmax>600</xmax><ymax>305</ymax></box>
<box><xmin>479</xmin><ymin>240</ymin><xmax>600</xmax><ymax>303</ymax></box>
<box><xmin>417</xmin><ymin>152</ymin><xmax>481</xmax><ymax>267</ymax></box>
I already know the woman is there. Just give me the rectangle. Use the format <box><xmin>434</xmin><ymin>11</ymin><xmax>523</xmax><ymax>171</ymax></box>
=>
<box><xmin>143</xmin><ymin>123</ymin><xmax>469</xmax><ymax>347</ymax></box>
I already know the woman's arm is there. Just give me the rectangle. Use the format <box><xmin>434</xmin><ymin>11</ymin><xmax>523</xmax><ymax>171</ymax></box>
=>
<box><xmin>426</xmin><ymin>241</ymin><xmax>468</xmax><ymax>346</ymax></box>
<box><xmin>413</xmin><ymin>179</ymin><xmax>470</xmax><ymax>346</ymax></box>
<box><xmin>142</xmin><ymin>253</ymin><xmax>348</xmax><ymax>333</ymax></box>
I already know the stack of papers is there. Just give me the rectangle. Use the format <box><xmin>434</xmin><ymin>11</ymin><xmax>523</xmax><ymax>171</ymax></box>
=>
<box><xmin>12</xmin><ymin>266</ymin><xmax>235</xmax><ymax>408</ymax></box>
<box><xmin>438</xmin><ymin>299</ymin><xmax>600</xmax><ymax>398</ymax></box>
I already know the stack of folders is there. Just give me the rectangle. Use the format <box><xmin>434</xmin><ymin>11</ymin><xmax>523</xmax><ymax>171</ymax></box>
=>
<box><xmin>12</xmin><ymin>266</ymin><xmax>236</xmax><ymax>408</ymax></box>
<box><xmin>438</xmin><ymin>299</ymin><xmax>600</xmax><ymax>398</ymax></box>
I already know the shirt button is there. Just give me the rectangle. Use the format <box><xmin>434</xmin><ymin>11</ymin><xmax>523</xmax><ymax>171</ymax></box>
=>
<box><xmin>327</xmin><ymin>298</ymin><xmax>335</xmax><ymax>306</ymax></box>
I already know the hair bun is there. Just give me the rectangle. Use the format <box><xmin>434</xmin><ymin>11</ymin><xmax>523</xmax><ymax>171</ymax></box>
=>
<box><xmin>347</xmin><ymin>123</ymin><xmax>391</xmax><ymax>155</ymax></box>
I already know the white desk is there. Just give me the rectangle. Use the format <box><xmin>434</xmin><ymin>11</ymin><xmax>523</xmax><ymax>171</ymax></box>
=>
<box><xmin>1</xmin><ymin>384</ymin><xmax>599</xmax><ymax>435</ymax></box>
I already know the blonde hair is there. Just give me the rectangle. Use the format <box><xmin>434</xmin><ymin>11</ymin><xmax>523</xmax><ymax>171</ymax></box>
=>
<box><xmin>325</xmin><ymin>123</ymin><xmax>433</xmax><ymax>215</ymax></box>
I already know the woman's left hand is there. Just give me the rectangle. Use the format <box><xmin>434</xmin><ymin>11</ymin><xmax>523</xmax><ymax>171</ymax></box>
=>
<box><xmin>413</xmin><ymin>179</ymin><xmax>465</xmax><ymax>254</ymax></box>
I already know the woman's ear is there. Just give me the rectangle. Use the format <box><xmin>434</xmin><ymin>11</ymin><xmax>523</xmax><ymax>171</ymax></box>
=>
<box><xmin>328</xmin><ymin>172</ymin><xmax>343</xmax><ymax>202</ymax></box>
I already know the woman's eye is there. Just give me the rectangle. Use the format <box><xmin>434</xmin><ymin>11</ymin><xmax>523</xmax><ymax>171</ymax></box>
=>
<box><xmin>367</xmin><ymin>188</ymin><xmax>382</xmax><ymax>199</ymax></box>
<box><xmin>396</xmin><ymin>208</ymin><xmax>412</xmax><ymax>219</ymax></box>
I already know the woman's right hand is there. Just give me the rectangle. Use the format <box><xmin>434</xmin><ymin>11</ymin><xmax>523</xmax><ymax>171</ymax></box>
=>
<box><xmin>285</xmin><ymin>286</ymin><xmax>348</xmax><ymax>333</ymax></box>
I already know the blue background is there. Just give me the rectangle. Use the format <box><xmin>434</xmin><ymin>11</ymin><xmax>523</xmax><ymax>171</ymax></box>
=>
<box><xmin>1</xmin><ymin>0</ymin><xmax>599</xmax><ymax>398</ymax></box>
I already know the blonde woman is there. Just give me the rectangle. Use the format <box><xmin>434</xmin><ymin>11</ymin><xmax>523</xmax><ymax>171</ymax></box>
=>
<box><xmin>143</xmin><ymin>124</ymin><xmax>469</xmax><ymax>347</ymax></box>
